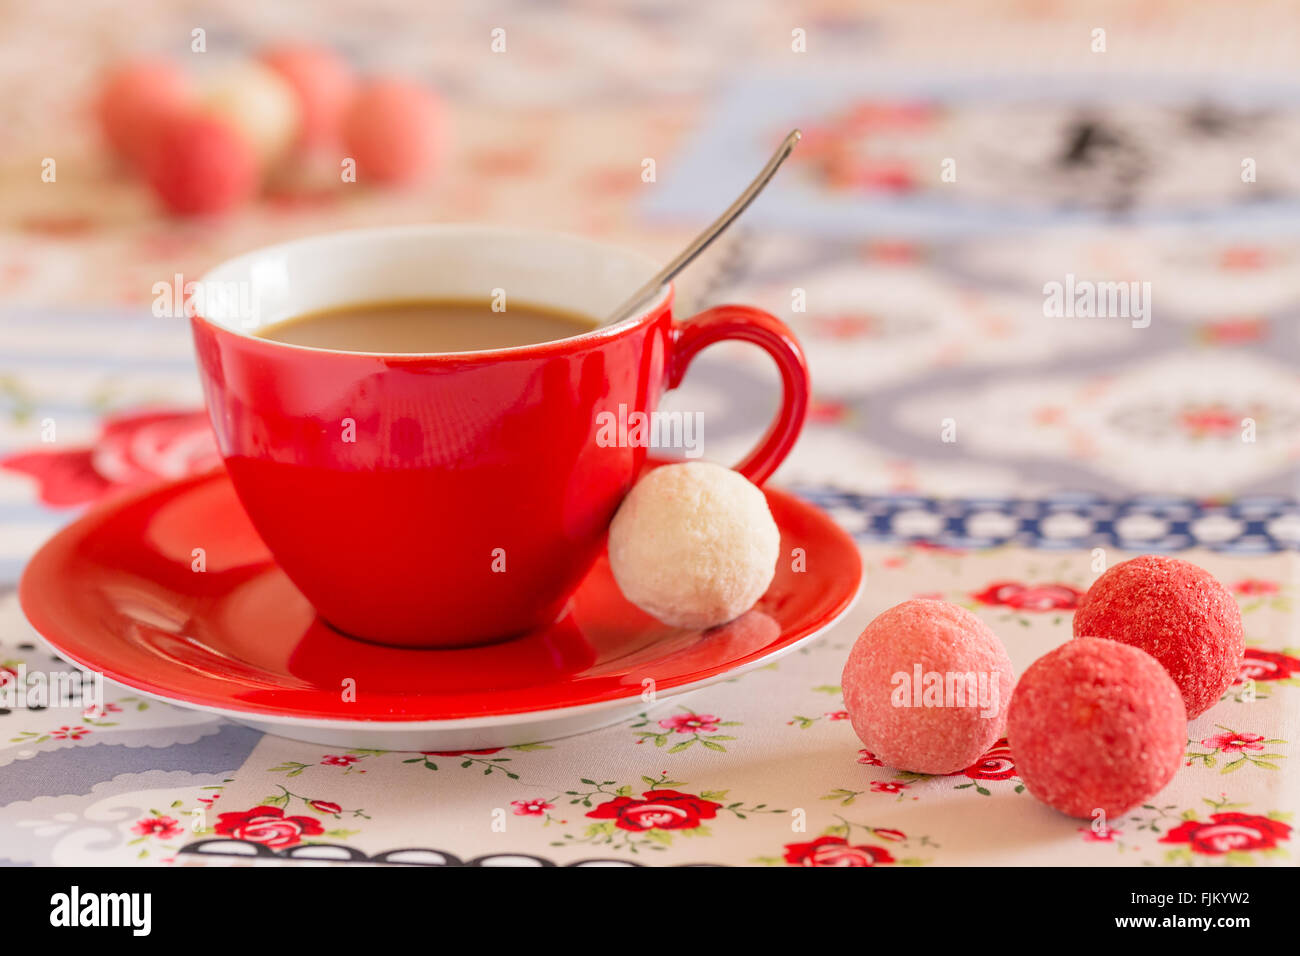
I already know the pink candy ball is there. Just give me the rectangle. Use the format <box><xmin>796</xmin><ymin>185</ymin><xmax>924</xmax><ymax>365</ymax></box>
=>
<box><xmin>1008</xmin><ymin>637</ymin><xmax>1186</xmax><ymax>818</ymax></box>
<box><xmin>95</xmin><ymin>58</ymin><xmax>192</xmax><ymax>166</ymax></box>
<box><xmin>341</xmin><ymin>78</ymin><xmax>442</xmax><ymax>185</ymax></box>
<box><xmin>841</xmin><ymin>599</ymin><xmax>1014</xmax><ymax>774</ymax></box>
<box><xmin>142</xmin><ymin>114</ymin><xmax>259</xmax><ymax>216</ymax></box>
<box><xmin>261</xmin><ymin>44</ymin><xmax>356</xmax><ymax>149</ymax></box>
<box><xmin>1073</xmin><ymin>555</ymin><xmax>1244</xmax><ymax>718</ymax></box>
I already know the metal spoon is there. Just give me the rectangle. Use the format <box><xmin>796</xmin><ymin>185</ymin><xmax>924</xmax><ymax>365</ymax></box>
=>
<box><xmin>606</xmin><ymin>128</ymin><xmax>802</xmax><ymax>324</ymax></box>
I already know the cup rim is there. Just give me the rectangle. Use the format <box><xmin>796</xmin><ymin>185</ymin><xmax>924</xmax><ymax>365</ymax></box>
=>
<box><xmin>191</xmin><ymin>223</ymin><xmax>675</xmax><ymax>361</ymax></box>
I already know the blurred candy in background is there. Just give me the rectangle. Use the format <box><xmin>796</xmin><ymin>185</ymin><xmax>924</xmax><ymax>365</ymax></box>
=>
<box><xmin>95</xmin><ymin>46</ymin><xmax>442</xmax><ymax>214</ymax></box>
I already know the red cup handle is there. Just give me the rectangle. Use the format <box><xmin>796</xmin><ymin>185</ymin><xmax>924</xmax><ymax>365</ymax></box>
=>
<box><xmin>668</xmin><ymin>304</ymin><xmax>810</xmax><ymax>485</ymax></box>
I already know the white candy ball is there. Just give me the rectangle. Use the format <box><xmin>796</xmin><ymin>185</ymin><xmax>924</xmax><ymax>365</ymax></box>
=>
<box><xmin>199</xmin><ymin>62</ymin><xmax>301</xmax><ymax>165</ymax></box>
<box><xmin>608</xmin><ymin>461</ymin><xmax>780</xmax><ymax>629</ymax></box>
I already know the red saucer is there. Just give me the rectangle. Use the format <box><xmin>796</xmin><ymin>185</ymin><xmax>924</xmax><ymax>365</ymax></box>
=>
<box><xmin>19</xmin><ymin>470</ymin><xmax>862</xmax><ymax>749</ymax></box>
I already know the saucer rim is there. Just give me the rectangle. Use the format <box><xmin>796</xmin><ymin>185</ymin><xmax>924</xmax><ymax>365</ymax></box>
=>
<box><xmin>19</xmin><ymin>470</ymin><xmax>864</xmax><ymax>727</ymax></box>
<box><xmin>38</xmin><ymin>583</ymin><xmax>861</xmax><ymax>732</ymax></box>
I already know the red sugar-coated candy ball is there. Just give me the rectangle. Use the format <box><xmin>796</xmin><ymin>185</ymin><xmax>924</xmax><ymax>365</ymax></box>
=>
<box><xmin>1073</xmin><ymin>555</ymin><xmax>1244</xmax><ymax>718</ymax></box>
<box><xmin>261</xmin><ymin>44</ymin><xmax>356</xmax><ymax>149</ymax></box>
<box><xmin>95</xmin><ymin>58</ymin><xmax>193</xmax><ymax>166</ymax></box>
<box><xmin>841</xmin><ymin>599</ymin><xmax>1014</xmax><ymax>774</ymax></box>
<box><xmin>142</xmin><ymin>114</ymin><xmax>259</xmax><ymax>216</ymax></box>
<box><xmin>341</xmin><ymin>78</ymin><xmax>442</xmax><ymax>185</ymax></box>
<box><xmin>1008</xmin><ymin>637</ymin><xmax>1185</xmax><ymax>818</ymax></box>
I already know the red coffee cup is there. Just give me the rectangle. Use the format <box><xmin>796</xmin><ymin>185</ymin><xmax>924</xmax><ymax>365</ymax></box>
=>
<box><xmin>190</xmin><ymin>225</ymin><xmax>808</xmax><ymax>647</ymax></box>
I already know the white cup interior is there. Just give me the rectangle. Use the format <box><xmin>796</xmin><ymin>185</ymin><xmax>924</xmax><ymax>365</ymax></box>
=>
<box><xmin>195</xmin><ymin>224</ymin><xmax>669</xmax><ymax>349</ymax></box>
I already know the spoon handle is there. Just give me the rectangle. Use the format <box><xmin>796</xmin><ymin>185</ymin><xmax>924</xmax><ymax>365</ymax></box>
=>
<box><xmin>606</xmin><ymin>128</ymin><xmax>802</xmax><ymax>324</ymax></box>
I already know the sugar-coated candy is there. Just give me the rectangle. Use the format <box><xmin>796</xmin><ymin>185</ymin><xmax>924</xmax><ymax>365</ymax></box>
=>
<box><xmin>841</xmin><ymin>599</ymin><xmax>1014</xmax><ymax>774</ymax></box>
<box><xmin>261</xmin><ymin>44</ymin><xmax>356</xmax><ymax>149</ymax></box>
<box><xmin>198</xmin><ymin>62</ymin><xmax>301</xmax><ymax>165</ymax></box>
<box><xmin>341</xmin><ymin>78</ymin><xmax>442</xmax><ymax>185</ymax></box>
<box><xmin>1073</xmin><ymin>555</ymin><xmax>1244</xmax><ymax>718</ymax></box>
<box><xmin>95</xmin><ymin>58</ymin><xmax>192</xmax><ymax>166</ymax></box>
<box><xmin>142</xmin><ymin>114</ymin><xmax>259</xmax><ymax>216</ymax></box>
<box><xmin>1008</xmin><ymin>637</ymin><xmax>1186</xmax><ymax>819</ymax></box>
<box><xmin>607</xmin><ymin>462</ymin><xmax>779</xmax><ymax>630</ymax></box>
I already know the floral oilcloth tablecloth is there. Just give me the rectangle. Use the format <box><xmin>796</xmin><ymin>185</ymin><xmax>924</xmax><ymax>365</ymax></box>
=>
<box><xmin>1</xmin><ymin>0</ymin><xmax>1299</xmax><ymax>866</ymax></box>
<box><xmin>0</xmin><ymin>543</ymin><xmax>1295</xmax><ymax>867</ymax></box>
